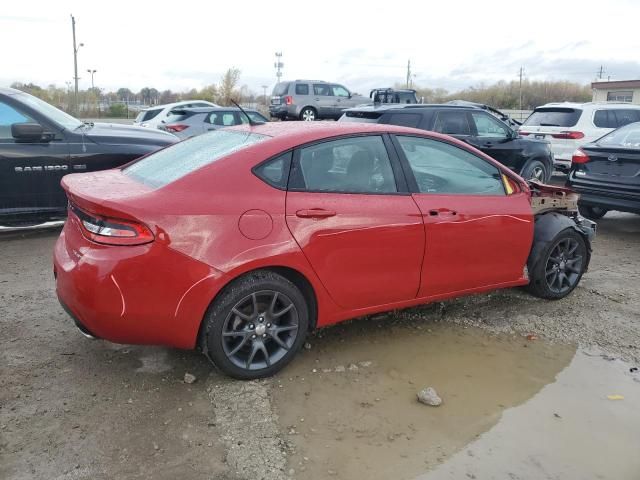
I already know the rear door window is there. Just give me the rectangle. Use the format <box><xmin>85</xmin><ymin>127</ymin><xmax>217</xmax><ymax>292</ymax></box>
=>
<box><xmin>523</xmin><ymin>108</ymin><xmax>582</xmax><ymax>127</ymax></box>
<box><xmin>206</xmin><ymin>112</ymin><xmax>236</xmax><ymax>126</ymax></box>
<box><xmin>295</xmin><ymin>84</ymin><xmax>309</xmax><ymax>95</ymax></box>
<box><xmin>313</xmin><ymin>84</ymin><xmax>331</xmax><ymax>96</ymax></box>
<box><xmin>291</xmin><ymin>136</ymin><xmax>398</xmax><ymax>194</ymax></box>
<box><xmin>433</xmin><ymin>111</ymin><xmax>472</xmax><ymax>135</ymax></box>
<box><xmin>614</xmin><ymin>109</ymin><xmax>640</xmax><ymax>128</ymax></box>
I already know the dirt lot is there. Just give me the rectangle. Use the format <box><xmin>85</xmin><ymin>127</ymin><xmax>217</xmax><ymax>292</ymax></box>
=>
<box><xmin>1</xmin><ymin>212</ymin><xmax>639</xmax><ymax>480</ymax></box>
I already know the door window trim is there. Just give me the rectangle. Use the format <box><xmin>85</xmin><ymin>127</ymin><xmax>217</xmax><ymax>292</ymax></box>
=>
<box><xmin>287</xmin><ymin>133</ymin><xmax>411</xmax><ymax>195</ymax></box>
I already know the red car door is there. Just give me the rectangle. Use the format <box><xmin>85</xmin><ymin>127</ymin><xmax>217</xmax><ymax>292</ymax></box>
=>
<box><xmin>285</xmin><ymin>135</ymin><xmax>424</xmax><ymax>310</ymax></box>
<box><xmin>392</xmin><ymin>134</ymin><xmax>533</xmax><ymax>298</ymax></box>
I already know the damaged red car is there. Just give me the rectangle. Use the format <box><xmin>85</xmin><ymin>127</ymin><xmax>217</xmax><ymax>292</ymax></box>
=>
<box><xmin>54</xmin><ymin>122</ymin><xmax>596</xmax><ymax>379</ymax></box>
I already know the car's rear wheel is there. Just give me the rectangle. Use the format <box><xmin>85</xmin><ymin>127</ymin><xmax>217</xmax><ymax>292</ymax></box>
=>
<box><xmin>202</xmin><ymin>270</ymin><xmax>309</xmax><ymax>379</ymax></box>
<box><xmin>300</xmin><ymin>107</ymin><xmax>317</xmax><ymax>121</ymax></box>
<box><xmin>521</xmin><ymin>159</ymin><xmax>549</xmax><ymax>183</ymax></box>
<box><xmin>579</xmin><ymin>204</ymin><xmax>608</xmax><ymax>220</ymax></box>
<box><xmin>527</xmin><ymin>229</ymin><xmax>587</xmax><ymax>299</ymax></box>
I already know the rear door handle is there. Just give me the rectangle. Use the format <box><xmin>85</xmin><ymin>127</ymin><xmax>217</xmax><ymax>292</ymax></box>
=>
<box><xmin>428</xmin><ymin>208</ymin><xmax>457</xmax><ymax>216</ymax></box>
<box><xmin>295</xmin><ymin>209</ymin><xmax>336</xmax><ymax>219</ymax></box>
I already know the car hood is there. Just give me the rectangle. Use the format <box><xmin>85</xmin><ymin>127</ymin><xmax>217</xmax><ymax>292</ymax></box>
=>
<box><xmin>83</xmin><ymin>122</ymin><xmax>177</xmax><ymax>146</ymax></box>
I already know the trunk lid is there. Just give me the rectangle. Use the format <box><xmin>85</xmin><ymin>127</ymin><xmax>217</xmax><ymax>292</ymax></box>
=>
<box><xmin>580</xmin><ymin>146</ymin><xmax>640</xmax><ymax>186</ymax></box>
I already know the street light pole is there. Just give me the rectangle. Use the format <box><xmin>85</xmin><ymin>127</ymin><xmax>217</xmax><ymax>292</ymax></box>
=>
<box><xmin>87</xmin><ymin>69</ymin><xmax>96</xmax><ymax>90</ymax></box>
<box><xmin>261</xmin><ymin>85</ymin><xmax>268</xmax><ymax>109</ymax></box>
<box><xmin>71</xmin><ymin>15</ymin><xmax>84</xmax><ymax>115</ymax></box>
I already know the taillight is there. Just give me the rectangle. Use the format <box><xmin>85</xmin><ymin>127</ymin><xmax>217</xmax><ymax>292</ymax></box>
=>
<box><xmin>552</xmin><ymin>131</ymin><xmax>585</xmax><ymax>140</ymax></box>
<box><xmin>70</xmin><ymin>204</ymin><xmax>154</xmax><ymax>246</ymax></box>
<box><xmin>519</xmin><ymin>131</ymin><xmax>530</xmax><ymax>136</ymax></box>
<box><xmin>284</xmin><ymin>96</ymin><xmax>293</xmax><ymax>105</ymax></box>
<box><xmin>165</xmin><ymin>124</ymin><xmax>188</xmax><ymax>132</ymax></box>
<box><xmin>571</xmin><ymin>149</ymin><xmax>590</xmax><ymax>165</ymax></box>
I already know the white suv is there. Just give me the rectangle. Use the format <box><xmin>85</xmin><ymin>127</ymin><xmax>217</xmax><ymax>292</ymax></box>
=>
<box><xmin>519</xmin><ymin>102</ymin><xmax>640</xmax><ymax>171</ymax></box>
<box><xmin>134</xmin><ymin>100</ymin><xmax>218</xmax><ymax>129</ymax></box>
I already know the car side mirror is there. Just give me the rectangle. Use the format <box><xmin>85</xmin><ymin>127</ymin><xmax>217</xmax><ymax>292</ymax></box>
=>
<box><xmin>11</xmin><ymin>122</ymin><xmax>45</xmax><ymax>142</ymax></box>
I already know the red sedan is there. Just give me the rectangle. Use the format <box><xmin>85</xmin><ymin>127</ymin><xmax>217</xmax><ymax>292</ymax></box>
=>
<box><xmin>54</xmin><ymin>122</ymin><xmax>595</xmax><ymax>379</ymax></box>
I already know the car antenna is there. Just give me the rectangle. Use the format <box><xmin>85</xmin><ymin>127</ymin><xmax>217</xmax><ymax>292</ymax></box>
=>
<box><xmin>230</xmin><ymin>99</ymin><xmax>264</xmax><ymax>126</ymax></box>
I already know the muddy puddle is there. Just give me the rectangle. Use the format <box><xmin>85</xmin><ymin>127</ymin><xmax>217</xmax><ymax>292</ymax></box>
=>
<box><xmin>272</xmin><ymin>319</ymin><xmax>578</xmax><ymax>480</ymax></box>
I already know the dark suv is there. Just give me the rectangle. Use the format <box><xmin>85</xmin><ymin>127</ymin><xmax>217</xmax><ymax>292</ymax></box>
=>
<box><xmin>340</xmin><ymin>104</ymin><xmax>554</xmax><ymax>182</ymax></box>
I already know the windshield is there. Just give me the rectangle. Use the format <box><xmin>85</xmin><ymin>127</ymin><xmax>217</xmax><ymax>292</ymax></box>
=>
<box><xmin>523</xmin><ymin>108</ymin><xmax>581</xmax><ymax>127</ymax></box>
<box><xmin>124</xmin><ymin>130</ymin><xmax>267</xmax><ymax>188</ymax></box>
<box><xmin>14</xmin><ymin>92</ymin><xmax>83</xmax><ymax>130</ymax></box>
<box><xmin>597</xmin><ymin>121</ymin><xmax>640</xmax><ymax>148</ymax></box>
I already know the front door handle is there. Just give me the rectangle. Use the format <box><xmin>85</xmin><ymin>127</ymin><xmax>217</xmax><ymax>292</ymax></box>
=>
<box><xmin>295</xmin><ymin>208</ymin><xmax>336</xmax><ymax>219</ymax></box>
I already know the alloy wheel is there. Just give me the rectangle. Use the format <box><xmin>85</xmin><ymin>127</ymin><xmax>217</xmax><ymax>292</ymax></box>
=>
<box><xmin>531</xmin><ymin>165</ymin><xmax>545</xmax><ymax>181</ymax></box>
<box><xmin>544</xmin><ymin>237</ymin><xmax>583</xmax><ymax>295</ymax></box>
<box><xmin>301</xmin><ymin>109</ymin><xmax>316</xmax><ymax>121</ymax></box>
<box><xmin>221</xmin><ymin>290</ymin><xmax>299</xmax><ymax>370</ymax></box>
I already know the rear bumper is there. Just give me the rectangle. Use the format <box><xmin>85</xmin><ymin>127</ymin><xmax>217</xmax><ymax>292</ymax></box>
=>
<box><xmin>269</xmin><ymin>104</ymin><xmax>290</xmax><ymax>119</ymax></box>
<box><xmin>569</xmin><ymin>174</ymin><xmax>640</xmax><ymax>214</ymax></box>
<box><xmin>578</xmin><ymin>191</ymin><xmax>640</xmax><ymax>214</ymax></box>
<box><xmin>54</xmin><ymin>217</ymin><xmax>227</xmax><ymax>349</ymax></box>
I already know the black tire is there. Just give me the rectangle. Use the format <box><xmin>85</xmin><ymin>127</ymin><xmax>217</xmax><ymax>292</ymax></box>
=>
<box><xmin>201</xmin><ymin>270</ymin><xmax>309</xmax><ymax>380</ymax></box>
<box><xmin>299</xmin><ymin>107</ymin><xmax>317</xmax><ymax>121</ymax></box>
<box><xmin>526</xmin><ymin>228</ymin><xmax>587</xmax><ymax>300</ymax></box>
<box><xmin>521</xmin><ymin>159</ymin><xmax>550</xmax><ymax>183</ymax></box>
<box><xmin>579</xmin><ymin>204</ymin><xmax>608</xmax><ymax>220</ymax></box>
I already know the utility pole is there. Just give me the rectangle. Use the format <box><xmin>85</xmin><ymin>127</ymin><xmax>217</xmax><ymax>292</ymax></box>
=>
<box><xmin>406</xmin><ymin>60</ymin><xmax>411</xmax><ymax>88</ymax></box>
<box><xmin>597</xmin><ymin>65</ymin><xmax>605</xmax><ymax>80</ymax></box>
<box><xmin>274</xmin><ymin>52</ymin><xmax>283</xmax><ymax>83</ymax></box>
<box><xmin>518</xmin><ymin>66</ymin><xmax>525</xmax><ymax>112</ymax></box>
<box><xmin>70</xmin><ymin>15</ymin><xmax>84</xmax><ymax>115</ymax></box>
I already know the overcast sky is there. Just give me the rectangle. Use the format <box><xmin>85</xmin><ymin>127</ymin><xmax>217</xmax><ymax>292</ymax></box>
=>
<box><xmin>2</xmin><ymin>0</ymin><xmax>639</xmax><ymax>95</ymax></box>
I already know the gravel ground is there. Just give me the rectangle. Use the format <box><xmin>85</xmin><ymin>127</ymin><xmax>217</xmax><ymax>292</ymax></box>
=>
<box><xmin>1</xmin><ymin>211</ymin><xmax>638</xmax><ymax>479</ymax></box>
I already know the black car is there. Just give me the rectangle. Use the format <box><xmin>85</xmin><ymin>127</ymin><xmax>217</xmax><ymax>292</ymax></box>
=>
<box><xmin>0</xmin><ymin>88</ymin><xmax>176</xmax><ymax>225</ymax></box>
<box><xmin>340</xmin><ymin>104</ymin><xmax>554</xmax><ymax>182</ymax></box>
<box><xmin>567</xmin><ymin>121</ymin><xmax>640</xmax><ymax>219</ymax></box>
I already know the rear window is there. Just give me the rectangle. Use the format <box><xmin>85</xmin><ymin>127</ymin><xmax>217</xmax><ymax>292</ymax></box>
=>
<box><xmin>523</xmin><ymin>108</ymin><xmax>582</xmax><ymax>127</ymax></box>
<box><xmin>139</xmin><ymin>108</ymin><xmax>163</xmax><ymax>122</ymax></box>
<box><xmin>383</xmin><ymin>113</ymin><xmax>421</xmax><ymax>128</ymax></box>
<box><xmin>124</xmin><ymin>130</ymin><xmax>267</xmax><ymax>188</ymax></box>
<box><xmin>272</xmin><ymin>82</ymin><xmax>290</xmax><ymax>96</ymax></box>
<box><xmin>340</xmin><ymin>111</ymin><xmax>383</xmax><ymax>123</ymax></box>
